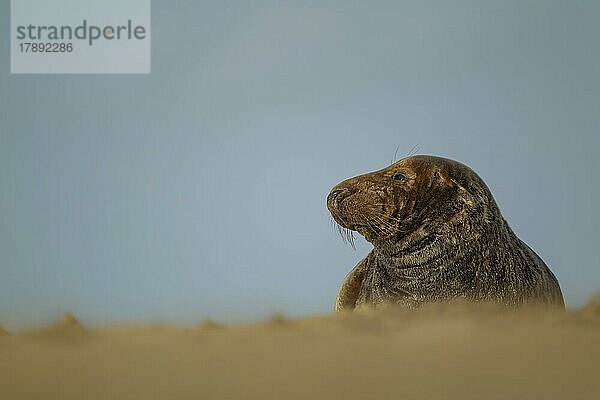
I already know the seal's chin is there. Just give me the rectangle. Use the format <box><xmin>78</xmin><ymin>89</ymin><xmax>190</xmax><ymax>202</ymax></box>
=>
<box><xmin>355</xmin><ymin>222</ymin><xmax>390</xmax><ymax>244</ymax></box>
<box><xmin>329</xmin><ymin>212</ymin><xmax>358</xmax><ymax>231</ymax></box>
<box><xmin>332</xmin><ymin>215</ymin><xmax>379</xmax><ymax>238</ymax></box>
<box><xmin>331</xmin><ymin>211</ymin><xmax>389</xmax><ymax>236</ymax></box>
<box><xmin>354</xmin><ymin>224</ymin><xmax>374</xmax><ymax>238</ymax></box>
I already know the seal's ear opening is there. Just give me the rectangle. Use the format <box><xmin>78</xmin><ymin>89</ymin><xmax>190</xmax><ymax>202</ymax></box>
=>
<box><xmin>433</xmin><ymin>169</ymin><xmax>455</xmax><ymax>188</ymax></box>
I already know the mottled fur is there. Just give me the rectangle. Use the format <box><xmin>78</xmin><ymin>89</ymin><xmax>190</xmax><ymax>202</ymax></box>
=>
<box><xmin>327</xmin><ymin>155</ymin><xmax>564</xmax><ymax>311</ymax></box>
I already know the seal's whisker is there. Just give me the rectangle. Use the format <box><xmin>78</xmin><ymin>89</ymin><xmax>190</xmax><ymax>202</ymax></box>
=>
<box><xmin>406</xmin><ymin>143</ymin><xmax>421</xmax><ymax>157</ymax></box>
<box><xmin>329</xmin><ymin>216</ymin><xmax>336</xmax><ymax>230</ymax></box>
<box><xmin>390</xmin><ymin>144</ymin><xmax>400</xmax><ymax>165</ymax></box>
<box><xmin>343</xmin><ymin>226</ymin><xmax>356</xmax><ymax>250</ymax></box>
<box><xmin>355</xmin><ymin>214</ymin><xmax>381</xmax><ymax>236</ymax></box>
<box><xmin>333</xmin><ymin>220</ymin><xmax>356</xmax><ymax>250</ymax></box>
<box><xmin>348</xmin><ymin>230</ymin><xmax>356</xmax><ymax>249</ymax></box>
<box><xmin>368</xmin><ymin>213</ymin><xmax>403</xmax><ymax>233</ymax></box>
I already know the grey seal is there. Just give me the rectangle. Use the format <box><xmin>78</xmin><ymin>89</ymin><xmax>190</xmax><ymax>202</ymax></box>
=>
<box><xmin>327</xmin><ymin>155</ymin><xmax>564</xmax><ymax>311</ymax></box>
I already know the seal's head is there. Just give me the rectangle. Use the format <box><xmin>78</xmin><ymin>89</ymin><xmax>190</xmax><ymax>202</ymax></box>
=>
<box><xmin>327</xmin><ymin>155</ymin><xmax>500</xmax><ymax>253</ymax></box>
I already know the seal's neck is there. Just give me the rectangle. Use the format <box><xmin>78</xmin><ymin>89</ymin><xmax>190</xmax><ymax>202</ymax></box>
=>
<box><xmin>374</xmin><ymin>229</ymin><xmax>446</xmax><ymax>269</ymax></box>
<box><xmin>373</xmin><ymin>213</ymin><xmax>513</xmax><ymax>270</ymax></box>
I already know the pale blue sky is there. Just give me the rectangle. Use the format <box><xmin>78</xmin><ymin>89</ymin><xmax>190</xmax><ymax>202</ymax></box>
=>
<box><xmin>1</xmin><ymin>1</ymin><xmax>599</xmax><ymax>329</ymax></box>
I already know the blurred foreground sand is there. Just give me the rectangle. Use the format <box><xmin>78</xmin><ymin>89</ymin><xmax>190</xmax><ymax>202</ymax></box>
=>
<box><xmin>2</xmin><ymin>298</ymin><xmax>600</xmax><ymax>400</ymax></box>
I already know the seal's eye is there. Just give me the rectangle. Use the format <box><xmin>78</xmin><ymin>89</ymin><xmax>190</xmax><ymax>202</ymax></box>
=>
<box><xmin>392</xmin><ymin>172</ymin><xmax>407</xmax><ymax>182</ymax></box>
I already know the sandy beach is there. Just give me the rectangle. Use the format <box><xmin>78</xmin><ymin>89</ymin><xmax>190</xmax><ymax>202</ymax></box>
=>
<box><xmin>2</xmin><ymin>298</ymin><xmax>600</xmax><ymax>400</ymax></box>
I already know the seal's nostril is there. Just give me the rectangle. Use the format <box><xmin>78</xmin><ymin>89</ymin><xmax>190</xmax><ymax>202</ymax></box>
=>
<box><xmin>327</xmin><ymin>189</ymin><xmax>346</xmax><ymax>204</ymax></box>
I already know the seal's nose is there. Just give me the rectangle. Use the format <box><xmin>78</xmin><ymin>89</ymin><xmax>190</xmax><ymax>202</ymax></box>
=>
<box><xmin>327</xmin><ymin>188</ymin><xmax>349</xmax><ymax>205</ymax></box>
